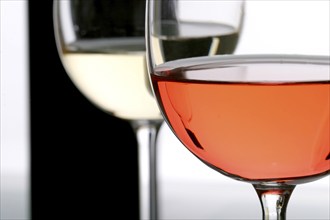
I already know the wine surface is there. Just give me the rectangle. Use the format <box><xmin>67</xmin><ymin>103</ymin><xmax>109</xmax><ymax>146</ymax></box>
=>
<box><xmin>60</xmin><ymin>38</ymin><xmax>162</xmax><ymax>120</ymax></box>
<box><xmin>152</xmin><ymin>56</ymin><xmax>330</xmax><ymax>183</ymax></box>
<box><xmin>151</xmin><ymin>21</ymin><xmax>239</xmax><ymax>65</ymax></box>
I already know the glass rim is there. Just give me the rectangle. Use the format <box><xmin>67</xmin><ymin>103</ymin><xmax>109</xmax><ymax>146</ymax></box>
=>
<box><xmin>155</xmin><ymin>54</ymin><xmax>330</xmax><ymax>70</ymax></box>
<box><xmin>152</xmin><ymin>54</ymin><xmax>330</xmax><ymax>83</ymax></box>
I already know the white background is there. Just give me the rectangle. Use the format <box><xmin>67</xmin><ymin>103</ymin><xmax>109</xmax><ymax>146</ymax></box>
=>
<box><xmin>1</xmin><ymin>1</ymin><xmax>329</xmax><ymax>220</ymax></box>
<box><xmin>1</xmin><ymin>1</ymin><xmax>30</xmax><ymax>219</ymax></box>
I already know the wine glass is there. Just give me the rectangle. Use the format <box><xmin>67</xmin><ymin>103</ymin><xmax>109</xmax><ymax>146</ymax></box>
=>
<box><xmin>52</xmin><ymin>1</ymin><xmax>161</xmax><ymax>219</ymax></box>
<box><xmin>146</xmin><ymin>0</ymin><xmax>329</xmax><ymax>219</ymax></box>
<box><xmin>53</xmin><ymin>0</ymin><xmax>245</xmax><ymax>219</ymax></box>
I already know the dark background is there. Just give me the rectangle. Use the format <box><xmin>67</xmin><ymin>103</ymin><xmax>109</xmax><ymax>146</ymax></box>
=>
<box><xmin>29</xmin><ymin>0</ymin><xmax>139</xmax><ymax>219</ymax></box>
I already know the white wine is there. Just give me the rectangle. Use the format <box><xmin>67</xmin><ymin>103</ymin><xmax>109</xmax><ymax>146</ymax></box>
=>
<box><xmin>60</xmin><ymin>21</ymin><xmax>239</xmax><ymax>120</ymax></box>
<box><xmin>151</xmin><ymin>21</ymin><xmax>240</xmax><ymax>65</ymax></box>
<box><xmin>60</xmin><ymin>38</ymin><xmax>162</xmax><ymax>120</ymax></box>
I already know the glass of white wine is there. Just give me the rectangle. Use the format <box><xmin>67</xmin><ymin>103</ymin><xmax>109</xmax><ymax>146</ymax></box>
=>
<box><xmin>53</xmin><ymin>1</ymin><xmax>162</xmax><ymax>219</ymax></box>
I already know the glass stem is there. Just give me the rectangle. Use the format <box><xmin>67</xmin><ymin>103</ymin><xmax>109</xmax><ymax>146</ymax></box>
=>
<box><xmin>253</xmin><ymin>184</ymin><xmax>296</xmax><ymax>220</ymax></box>
<box><xmin>131</xmin><ymin>119</ymin><xmax>163</xmax><ymax>220</ymax></box>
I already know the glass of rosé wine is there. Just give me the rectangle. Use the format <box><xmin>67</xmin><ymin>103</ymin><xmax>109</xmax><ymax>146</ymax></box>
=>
<box><xmin>145</xmin><ymin>0</ymin><xmax>329</xmax><ymax>219</ymax></box>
